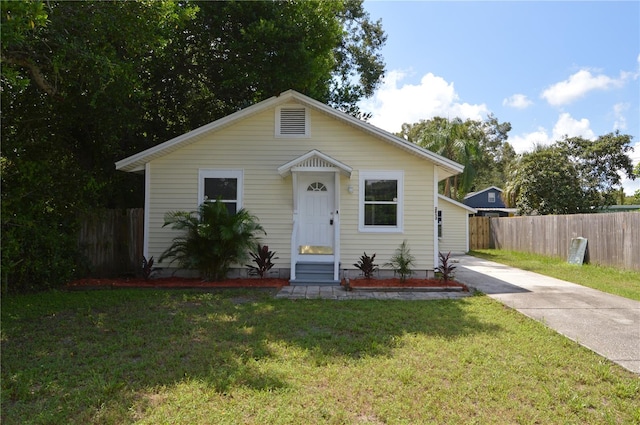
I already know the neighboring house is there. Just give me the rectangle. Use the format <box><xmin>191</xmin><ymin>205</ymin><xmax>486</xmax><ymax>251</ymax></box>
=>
<box><xmin>116</xmin><ymin>90</ymin><xmax>469</xmax><ymax>284</ymax></box>
<box><xmin>463</xmin><ymin>186</ymin><xmax>516</xmax><ymax>217</ymax></box>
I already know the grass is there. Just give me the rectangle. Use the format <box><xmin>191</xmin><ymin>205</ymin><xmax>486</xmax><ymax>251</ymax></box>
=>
<box><xmin>470</xmin><ymin>249</ymin><xmax>640</xmax><ymax>301</ymax></box>
<box><xmin>2</xmin><ymin>288</ymin><xmax>639</xmax><ymax>424</ymax></box>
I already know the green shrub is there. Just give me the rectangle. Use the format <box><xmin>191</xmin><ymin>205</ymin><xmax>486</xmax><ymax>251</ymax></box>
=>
<box><xmin>385</xmin><ymin>240</ymin><xmax>415</xmax><ymax>282</ymax></box>
<box><xmin>159</xmin><ymin>201</ymin><xmax>265</xmax><ymax>280</ymax></box>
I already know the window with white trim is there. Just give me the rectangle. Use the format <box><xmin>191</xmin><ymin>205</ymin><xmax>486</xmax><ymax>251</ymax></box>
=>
<box><xmin>359</xmin><ymin>171</ymin><xmax>404</xmax><ymax>232</ymax></box>
<box><xmin>198</xmin><ymin>170</ymin><xmax>243</xmax><ymax>214</ymax></box>
<box><xmin>275</xmin><ymin>106</ymin><xmax>309</xmax><ymax>137</ymax></box>
<box><xmin>488</xmin><ymin>192</ymin><xmax>496</xmax><ymax>203</ymax></box>
<box><xmin>437</xmin><ymin>210</ymin><xmax>443</xmax><ymax>238</ymax></box>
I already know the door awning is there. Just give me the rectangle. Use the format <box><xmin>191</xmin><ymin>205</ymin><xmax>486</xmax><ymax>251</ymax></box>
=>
<box><xmin>277</xmin><ymin>150</ymin><xmax>352</xmax><ymax>177</ymax></box>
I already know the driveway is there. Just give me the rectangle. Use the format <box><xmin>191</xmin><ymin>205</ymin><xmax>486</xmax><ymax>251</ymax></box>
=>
<box><xmin>454</xmin><ymin>255</ymin><xmax>640</xmax><ymax>374</ymax></box>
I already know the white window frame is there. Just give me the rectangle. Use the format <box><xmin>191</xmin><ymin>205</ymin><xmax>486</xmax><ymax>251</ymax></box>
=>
<box><xmin>198</xmin><ymin>169</ymin><xmax>244</xmax><ymax>211</ymax></box>
<box><xmin>437</xmin><ymin>210</ymin><xmax>443</xmax><ymax>238</ymax></box>
<box><xmin>275</xmin><ymin>106</ymin><xmax>310</xmax><ymax>138</ymax></box>
<box><xmin>488</xmin><ymin>192</ymin><xmax>496</xmax><ymax>203</ymax></box>
<box><xmin>358</xmin><ymin>170</ymin><xmax>404</xmax><ymax>233</ymax></box>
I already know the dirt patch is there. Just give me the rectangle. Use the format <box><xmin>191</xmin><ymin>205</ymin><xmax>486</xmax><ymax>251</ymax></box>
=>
<box><xmin>347</xmin><ymin>278</ymin><xmax>468</xmax><ymax>291</ymax></box>
<box><xmin>66</xmin><ymin>277</ymin><xmax>288</xmax><ymax>289</ymax></box>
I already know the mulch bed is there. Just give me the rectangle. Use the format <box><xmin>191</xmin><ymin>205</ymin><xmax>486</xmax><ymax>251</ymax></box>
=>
<box><xmin>66</xmin><ymin>277</ymin><xmax>468</xmax><ymax>291</ymax></box>
<box><xmin>347</xmin><ymin>278</ymin><xmax>468</xmax><ymax>291</ymax></box>
<box><xmin>66</xmin><ymin>277</ymin><xmax>288</xmax><ymax>289</ymax></box>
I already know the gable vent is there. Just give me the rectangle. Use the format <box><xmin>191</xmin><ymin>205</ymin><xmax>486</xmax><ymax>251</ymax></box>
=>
<box><xmin>277</xmin><ymin>107</ymin><xmax>308</xmax><ymax>136</ymax></box>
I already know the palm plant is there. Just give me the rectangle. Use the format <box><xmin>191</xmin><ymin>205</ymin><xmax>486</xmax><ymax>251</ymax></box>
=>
<box><xmin>159</xmin><ymin>200</ymin><xmax>265</xmax><ymax>280</ymax></box>
<box><xmin>417</xmin><ymin>117</ymin><xmax>480</xmax><ymax>199</ymax></box>
<box><xmin>385</xmin><ymin>240</ymin><xmax>415</xmax><ymax>283</ymax></box>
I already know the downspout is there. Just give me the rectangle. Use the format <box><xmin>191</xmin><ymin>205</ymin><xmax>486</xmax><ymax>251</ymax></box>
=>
<box><xmin>143</xmin><ymin>162</ymin><xmax>151</xmax><ymax>260</ymax></box>
<box><xmin>433</xmin><ymin>166</ymin><xmax>439</xmax><ymax>270</ymax></box>
<box><xmin>333</xmin><ymin>172</ymin><xmax>340</xmax><ymax>281</ymax></box>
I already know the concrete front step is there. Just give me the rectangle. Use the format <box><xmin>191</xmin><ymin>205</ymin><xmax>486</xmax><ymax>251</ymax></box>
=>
<box><xmin>290</xmin><ymin>279</ymin><xmax>341</xmax><ymax>286</ymax></box>
<box><xmin>292</xmin><ymin>262</ymin><xmax>338</xmax><ymax>285</ymax></box>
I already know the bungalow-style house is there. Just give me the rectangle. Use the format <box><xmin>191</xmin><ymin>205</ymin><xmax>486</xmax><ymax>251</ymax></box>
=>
<box><xmin>463</xmin><ymin>186</ymin><xmax>516</xmax><ymax>217</ymax></box>
<box><xmin>116</xmin><ymin>90</ymin><xmax>472</xmax><ymax>284</ymax></box>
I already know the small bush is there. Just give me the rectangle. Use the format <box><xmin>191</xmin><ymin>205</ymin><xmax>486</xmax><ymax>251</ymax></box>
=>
<box><xmin>141</xmin><ymin>256</ymin><xmax>160</xmax><ymax>280</ymax></box>
<box><xmin>159</xmin><ymin>201</ymin><xmax>265</xmax><ymax>280</ymax></box>
<box><xmin>246</xmin><ymin>245</ymin><xmax>278</xmax><ymax>278</ymax></box>
<box><xmin>385</xmin><ymin>240</ymin><xmax>414</xmax><ymax>282</ymax></box>
<box><xmin>436</xmin><ymin>251</ymin><xmax>456</xmax><ymax>282</ymax></box>
<box><xmin>353</xmin><ymin>252</ymin><xmax>378</xmax><ymax>279</ymax></box>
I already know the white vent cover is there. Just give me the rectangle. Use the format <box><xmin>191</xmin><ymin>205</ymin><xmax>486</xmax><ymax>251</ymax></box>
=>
<box><xmin>278</xmin><ymin>107</ymin><xmax>308</xmax><ymax>136</ymax></box>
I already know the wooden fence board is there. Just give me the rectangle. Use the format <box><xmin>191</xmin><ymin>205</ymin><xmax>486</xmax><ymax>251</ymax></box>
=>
<box><xmin>78</xmin><ymin>208</ymin><xmax>144</xmax><ymax>277</ymax></box>
<box><xmin>486</xmin><ymin>212</ymin><xmax>639</xmax><ymax>271</ymax></box>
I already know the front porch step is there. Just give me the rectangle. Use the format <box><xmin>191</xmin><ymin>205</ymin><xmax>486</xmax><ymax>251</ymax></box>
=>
<box><xmin>290</xmin><ymin>279</ymin><xmax>341</xmax><ymax>286</ymax></box>
<box><xmin>291</xmin><ymin>262</ymin><xmax>340</xmax><ymax>286</ymax></box>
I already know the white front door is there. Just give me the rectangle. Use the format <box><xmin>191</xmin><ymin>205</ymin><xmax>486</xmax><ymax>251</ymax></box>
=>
<box><xmin>298</xmin><ymin>173</ymin><xmax>335</xmax><ymax>262</ymax></box>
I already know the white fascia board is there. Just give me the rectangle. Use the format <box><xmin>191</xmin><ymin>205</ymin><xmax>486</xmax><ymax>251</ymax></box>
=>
<box><xmin>438</xmin><ymin>194</ymin><xmax>477</xmax><ymax>213</ymax></box>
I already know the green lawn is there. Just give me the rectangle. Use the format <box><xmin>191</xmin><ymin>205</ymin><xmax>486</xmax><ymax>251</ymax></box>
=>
<box><xmin>2</xmin><ymin>289</ymin><xmax>638</xmax><ymax>424</ymax></box>
<box><xmin>470</xmin><ymin>249</ymin><xmax>640</xmax><ymax>301</ymax></box>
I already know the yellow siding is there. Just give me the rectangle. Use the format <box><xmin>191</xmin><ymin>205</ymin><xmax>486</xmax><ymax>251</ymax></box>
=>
<box><xmin>438</xmin><ymin>199</ymin><xmax>469</xmax><ymax>254</ymax></box>
<box><xmin>147</xmin><ymin>102</ymin><xmax>438</xmax><ymax>273</ymax></box>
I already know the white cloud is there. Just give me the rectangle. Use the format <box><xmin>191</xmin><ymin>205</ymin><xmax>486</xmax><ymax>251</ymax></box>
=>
<box><xmin>502</xmin><ymin>94</ymin><xmax>532</xmax><ymax>109</ymax></box>
<box><xmin>508</xmin><ymin>128</ymin><xmax>553</xmax><ymax>154</ymax></box>
<box><xmin>359</xmin><ymin>70</ymin><xmax>489</xmax><ymax>133</ymax></box>
<box><xmin>541</xmin><ymin>69</ymin><xmax>626</xmax><ymax>106</ymax></box>
<box><xmin>507</xmin><ymin>113</ymin><xmax>595</xmax><ymax>154</ymax></box>
<box><xmin>552</xmin><ymin>113</ymin><xmax>595</xmax><ymax>140</ymax></box>
<box><xmin>612</xmin><ymin>102</ymin><xmax>629</xmax><ymax>131</ymax></box>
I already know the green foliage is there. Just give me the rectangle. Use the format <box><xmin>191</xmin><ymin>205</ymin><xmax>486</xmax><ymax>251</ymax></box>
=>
<box><xmin>505</xmin><ymin>132</ymin><xmax>635</xmax><ymax>214</ymax></box>
<box><xmin>1</xmin><ymin>0</ymin><xmax>385</xmax><ymax>292</ymax></box>
<box><xmin>353</xmin><ymin>252</ymin><xmax>379</xmax><ymax>279</ymax></box>
<box><xmin>4</xmin><ymin>290</ymin><xmax>639</xmax><ymax>423</ymax></box>
<box><xmin>246</xmin><ymin>245</ymin><xmax>278</xmax><ymax>278</ymax></box>
<box><xmin>400</xmin><ymin>115</ymin><xmax>513</xmax><ymax>199</ymax></box>
<box><xmin>159</xmin><ymin>201</ymin><xmax>265</xmax><ymax>281</ymax></box>
<box><xmin>385</xmin><ymin>241</ymin><xmax>415</xmax><ymax>282</ymax></box>
<box><xmin>436</xmin><ymin>251</ymin><xmax>457</xmax><ymax>282</ymax></box>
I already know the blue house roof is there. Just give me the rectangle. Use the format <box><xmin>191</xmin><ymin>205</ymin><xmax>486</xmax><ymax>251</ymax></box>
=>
<box><xmin>463</xmin><ymin>186</ymin><xmax>506</xmax><ymax>209</ymax></box>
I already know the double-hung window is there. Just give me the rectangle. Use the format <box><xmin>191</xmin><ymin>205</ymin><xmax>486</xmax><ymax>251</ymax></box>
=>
<box><xmin>359</xmin><ymin>171</ymin><xmax>403</xmax><ymax>232</ymax></box>
<box><xmin>488</xmin><ymin>192</ymin><xmax>496</xmax><ymax>203</ymax></box>
<box><xmin>198</xmin><ymin>170</ymin><xmax>243</xmax><ymax>214</ymax></box>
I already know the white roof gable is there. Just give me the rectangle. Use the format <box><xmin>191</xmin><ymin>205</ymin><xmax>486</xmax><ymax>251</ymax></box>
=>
<box><xmin>115</xmin><ymin>90</ymin><xmax>465</xmax><ymax>177</ymax></box>
<box><xmin>439</xmin><ymin>194</ymin><xmax>477</xmax><ymax>213</ymax></box>
<box><xmin>277</xmin><ymin>150</ymin><xmax>352</xmax><ymax>177</ymax></box>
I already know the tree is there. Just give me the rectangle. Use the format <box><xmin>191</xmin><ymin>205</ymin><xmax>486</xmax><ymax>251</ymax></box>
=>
<box><xmin>144</xmin><ymin>0</ymin><xmax>386</xmax><ymax>141</ymax></box>
<box><xmin>399</xmin><ymin>115</ymin><xmax>513</xmax><ymax>199</ymax></box>
<box><xmin>505</xmin><ymin>132</ymin><xmax>636</xmax><ymax>215</ymax></box>
<box><xmin>1</xmin><ymin>0</ymin><xmax>387</xmax><ymax>292</ymax></box>
<box><xmin>505</xmin><ymin>144</ymin><xmax>585</xmax><ymax>215</ymax></box>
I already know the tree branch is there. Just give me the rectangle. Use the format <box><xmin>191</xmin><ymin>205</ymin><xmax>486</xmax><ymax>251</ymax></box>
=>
<box><xmin>1</xmin><ymin>53</ymin><xmax>59</xmax><ymax>97</ymax></box>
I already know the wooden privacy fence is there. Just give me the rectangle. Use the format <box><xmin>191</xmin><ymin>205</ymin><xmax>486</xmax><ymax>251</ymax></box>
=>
<box><xmin>485</xmin><ymin>212</ymin><xmax>640</xmax><ymax>271</ymax></box>
<box><xmin>469</xmin><ymin>216</ymin><xmax>491</xmax><ymax>250</ymax></box>
<box><xmin>78</xmin><ymin>208</ymin><xmax>144</xmax><ymax>277</ymax></box>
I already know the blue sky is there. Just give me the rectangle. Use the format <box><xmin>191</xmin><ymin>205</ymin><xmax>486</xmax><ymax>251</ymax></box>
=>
<box><xmin>359</xmin><ymin>1</ymin><xmax>640</xmax><ymax>195</ymax></box>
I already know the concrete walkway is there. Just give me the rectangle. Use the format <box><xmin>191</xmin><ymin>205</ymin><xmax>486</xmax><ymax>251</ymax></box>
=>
<box><xmin>454</xmin><ymin>255</ymin><xmax>640</xmax><ymax>374</ymax></box>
